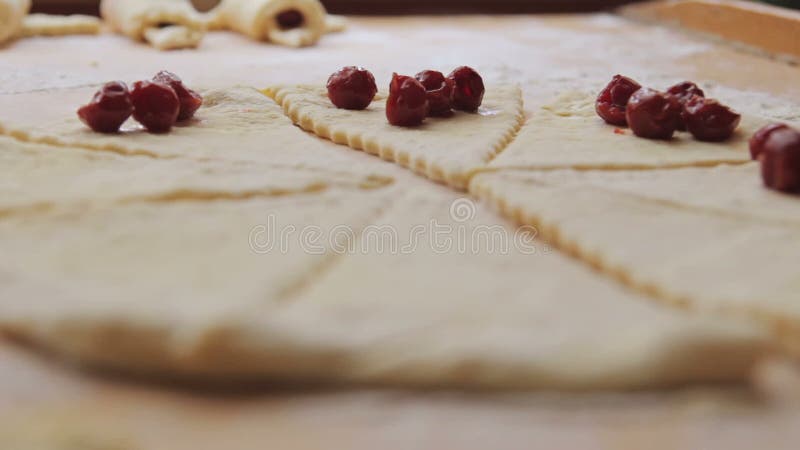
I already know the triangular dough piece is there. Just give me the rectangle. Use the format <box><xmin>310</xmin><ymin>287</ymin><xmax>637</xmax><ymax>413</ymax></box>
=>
<box><xmin>0</xmin><ymin>181</ymin><xmax>769</xmax><ymax>388</ymax></box>
<box><xmin>488</xmin><ymin>163</ymin><xmax>800</xmax><ymax>227</ymax></box>
<box><xmin>472</xmin><ymin>169</ymin><xmax>800</xmax><ymax>355</ymax></box>
<box><xmin>486</xmin><ymin>91</ymin><xmax>769</xmax><ymax>171</ymax></box>
<box><xmin>0</xmin><ymin>189</ymin><xmax>390</xmax><ymax>374</ymax></box>
<box><xmin>265</xmin><ymin>84</ymin><xmax>524</xmax><ymax>189</ymax></box>
<box><xmin>0</xmin><ymin>87</ymin><xmax>401</xmax><ymax>181</ymax></box>
<box><xmin>280</xmin><ymin>185</ymin><xmax>769</xmax><ymax>389</ymax></box>
<box><xmin>0</xmin><ymin>135</ymin><xmax>393</xmax><ymax>215</ymax></box>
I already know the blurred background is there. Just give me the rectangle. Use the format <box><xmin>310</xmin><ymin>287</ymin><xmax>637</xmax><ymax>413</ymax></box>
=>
<box><xmin>31</xmin><ymin>0</ymin><xmax>651</xmax><ymax>15</ymax></box>
<box><xmin>28</xmin><ymin>0</ymin><xmax>800</xmax><ymax>15</ymax></box>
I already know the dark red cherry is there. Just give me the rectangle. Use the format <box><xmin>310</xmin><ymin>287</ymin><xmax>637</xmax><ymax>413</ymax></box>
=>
<box><xmin>415</xmin><ymin>70</ymin><xmax>454</xmax><ymax>116</ymax></box>
<box><xmin>667</xmin><ymin>81</ymin><xmax>705</xmax><ymax>131</ymax></box>
<box><xmin>667</xmin><ymin>81</ymin><xmax>705</xmax><ymax>104</ymax></box>
<box><xmin>625</xmin><ymin>88</ymin><xmax>682</xmax><ymax>140</ymax></box>
<box><xmin>153</xmin><ymin>70</ymin><xmax>203</xmax><ymax>121</ymax></box>
<box><xmin>276</xmin><ymin>9</ymin><xmax>304</xmax><ymax>29</ymax></box>
<box><xmin>130</xmin><ymin>80</ymin><xmax>180</xmax><ymax>133</ymax></box>
<box><xmin>750</xmin><ymin>123</ymin><xmax>790</xmax><ymax>160</ymax></box>
<box><xmin>386</xmin><ymin>73</ymin><xmax>428</xmax><ymax>127</ymax></box>
<box><xmin>595</xmin><ymin>74</ymin><xmax>642</xmax><ymax>126</ymax></box>
<box><xmin>683</xmin><ymin>96</ymin><xmax>741</xmax><ymax>142</ymax></box>
<box><xmin>327</xmin><ymin>66</ymin><xmax>378</xmax><ymax>110</ymax></box>
<box><xmin>447</xmin><ymin>66</ymin><xmax>484</xmax><ymax>112</ymax></box>
<box><xmin>759</xmin><ymin>126</ymin><xmax>800</xmax><ymax>193</ymax></box>
<box><xmin>77</xmin><ymin>81</ymin><xmax>134</xmax><ymax>133</ymax></box>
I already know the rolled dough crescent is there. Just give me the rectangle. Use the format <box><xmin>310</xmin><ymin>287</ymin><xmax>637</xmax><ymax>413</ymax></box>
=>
<box><xmin>0</xmin><ymin>0</ymin><xmax>30</xmax><ymax>44</ymax></box>
<box><xmin>20</xmin><ymin>13</ymin><xmax>100</xmax><ymax>38</ymax></box>
<box><xmin>100</xmin><ymin>0</ymin><xmax>206</xmax><ymax>50</ymax></box>
<box><xmin>214</xmin><ymin>0</ymin><xmax>328</xmax><ymax>47</ymax></box>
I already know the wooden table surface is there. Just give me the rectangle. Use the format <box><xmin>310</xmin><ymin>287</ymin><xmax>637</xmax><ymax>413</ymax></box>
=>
<box><xmin>2</xmin><ymin>11</ymin><xmax>800</xmax><ymax>449</ymax></box>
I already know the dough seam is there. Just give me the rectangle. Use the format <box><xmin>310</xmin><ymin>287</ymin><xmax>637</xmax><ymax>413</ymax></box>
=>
<box><xmin>0</xmin><ymin>179</ymin><xmax>394</xmax><ymax>220</ymax></box>
<box><xmin>475</xmin><ymin>158</ymin><xmax>753</xmax><ymax>174</ymax></box>
<box><xmin>0</xmin><ymin>125</ymin><xmax>163</xmax><ymax>159</ymax></box>
<box><xmin>470</xmin><ymin>167</ymin><xmax>800</xmax><ymax>228</ymax></box>
<box><xmin>268</xmin><ymin>187</ymin><xmax>405</xmax><ymax>304</ymax></box>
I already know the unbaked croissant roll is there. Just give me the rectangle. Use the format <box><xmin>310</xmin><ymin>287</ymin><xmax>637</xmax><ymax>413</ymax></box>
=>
<box><xmin>100</xmin><ymin>0</ymin><xmax>206</xmax><ymax>50</ymax></box>
<box><xmin>213</xmin><ymin>0</ymin><xmax>328</xmax><ymax>47</ymax></box>
<box><xmin>0</xmin><ymin>0</ymin><xmax>30</xmax><ymax>44</ymax></box>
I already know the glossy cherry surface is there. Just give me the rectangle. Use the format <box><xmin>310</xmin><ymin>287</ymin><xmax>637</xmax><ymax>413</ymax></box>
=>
<box><xmin>682</xmin><ymin>96</ymin><xmax>741</xmax><ymax>142</ymax></box>
<box><xmin>759</xmin><ymin>125</ymin><xmax>800</xmax><ymax>193</ymax></box>
<box><xmin>625</xmin><ymin>88</ymin><xmax>682</xmax><ymax>140</ymax></box>
<box><xmin>415</xmin><ymin>70</ymin><xmax>454</xmax><ymax>116</ymax></box>
<box><xmin>595</xmin><ymin>74</ymin><xmax>642</xmax><ymax>126</ymax></box>
<box><xmin>750</xmin><ymin>123</ymin><xmax>790</xmax><ymax>160</ymax></box>
<box><xmin>447</xmin><ymin>66</ymin><xmax>484</xmax><ymax>112</ymax></box>
<box><xmin>386</xmin><ymin>73</ymin><xmax>428</xmax><ymax>127</ymax></box>
<box><xmin>327</xmin><ymin>66</ymin><xmax>378</xmax><ymax>110</ymax></box>
<box><xmin>130</xmin><ymin>80</ymin><xmax>180</xmax><ymax>133</ymax></box>
<box><xmin>153</xmin><ymin>70</ymin><xmax>203</xmax><ymax>121</ymax></box>
<box><xmin>77</xmin><ymin>81</ymin><xmax>134</xmax><ymax>133</ymax></box>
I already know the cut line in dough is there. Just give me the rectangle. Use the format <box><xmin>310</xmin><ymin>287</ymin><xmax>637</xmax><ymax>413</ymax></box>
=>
<box><xmin>0</xmin><ymin>183</ymin><xmax>771</xmax><ymax>389</ymax></box>
<box><xmin>0</xmin><ymin>135</ymin><xmax>394</xmax><ymax>217</ymax></box>
<box><xmin>0</xmin><ymin>86</ymin><xmax>409</xmax><ymax>188</ymax></box>
<box><xmin>471</xmin><ymin>169</ymin><xmax>800</xmax><ymax>357</ymax></box>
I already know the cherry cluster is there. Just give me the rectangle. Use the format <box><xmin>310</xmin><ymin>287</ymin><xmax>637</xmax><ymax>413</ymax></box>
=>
<box><xmin>326</xmin><ymin>66</ymin><xmax>485</xmax><ymax>127</ymax></box>
<box><xmin>78</xmin><ymin>71</ymin><xmax>203</xmax><ymax>134</ymax></box>
<box><xmin>596</xmin><ymin>75</ymin><xmax>740</xmax><ymax>142</ymax></box>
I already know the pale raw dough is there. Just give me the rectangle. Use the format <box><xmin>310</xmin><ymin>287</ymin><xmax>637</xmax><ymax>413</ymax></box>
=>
<box><xmin>142</xmin><ymin>24</ymin><xmax>203</xmax><ymax>51</ymax></box>
<box><xmin>20</xmin><ymin>14</ymin><xmax>100</xmax><ymax>38</ymax></box>
<box><xmin>472</xmin><ymin>170</ymin><xmax>800</xmax><ymax>355</ymax></box>
<box><xmin>0</xmin><ymin>183</ymin><xmax>769</xmax><ymax>389</ymax></box>
<box><xmin>0</xmin><ymin>87</ymin><xmax>404</xmax><ymax>180</ymax></box>
<box><xmin>0</xmin><ymin>0</ymin><xmax>29</xmax><ymax>44</ymax></box>
<box><xmin>487</xmin><ymin>163</ymin><xmax>800</xmax><ymax>227</ymax></box>
<box><xmin>486</xmin><ymin>91</ymin><xmax>769</xmax><ymax>171</ymax></box>
<box><xmin>324</xmin><ymin>14</ymin><xmax>347</xmax><ymax>34</ymax></box>
<box><xmin>100</xmin><ymin>0</ymin><xmax>206</xmax><ymax>50</ymax></box>
<box><xmin>0</xmin><ymin>135</ymin><xmax>393</xmax><ymax>216</ymax></box>
<box><xmin>266</xmin><ymin>84</ymin><xmax>525</xmax><ymax>189</ymax></box>
<box><xmin>213</xmin><ymin>0</ymin><xmax>328</xmax><ymax>47</ymax></box>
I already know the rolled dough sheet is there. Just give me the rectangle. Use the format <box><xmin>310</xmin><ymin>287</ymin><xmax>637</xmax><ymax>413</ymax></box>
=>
<box><xmin>0</xmin><ymin>135</ymin><xmax>393</xmax><ymax>216</ymax></box>
<box><xmin>214</xmin><ymin>0</ymin><xmax>328</xmax><ymax>47</ymax></box>
<box><xmin>472</xmin><ymin>170</ymin><xmax>800</xmax><ymax>355</ymax></box>
<box><xmin>0</xmin><ymin>0</ymin><xmax>29</xmax><ymax>44</ymax></box>
<box><xmin>486</xmin><ymin>91</ymin><xmax>768</xmax><ymax>171</ymax></box>
<box><xmin>100</xmin><ymin>0</ymin><xmax>205</xmax><ymax>50</ymax></box>
<box><xmin>0</xmin><ymin>183</ymin><xmax>770</xmax><ymax>389</ymax></box>
<box><xmin>20</xmin><ymin>14</ymin><xmax>100</xmax><ymax>38</ymax></box>
<box><xmin>265</xmin><ymin>84</ymin><xmax>525</xmax><ymax>189</ymax></box>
